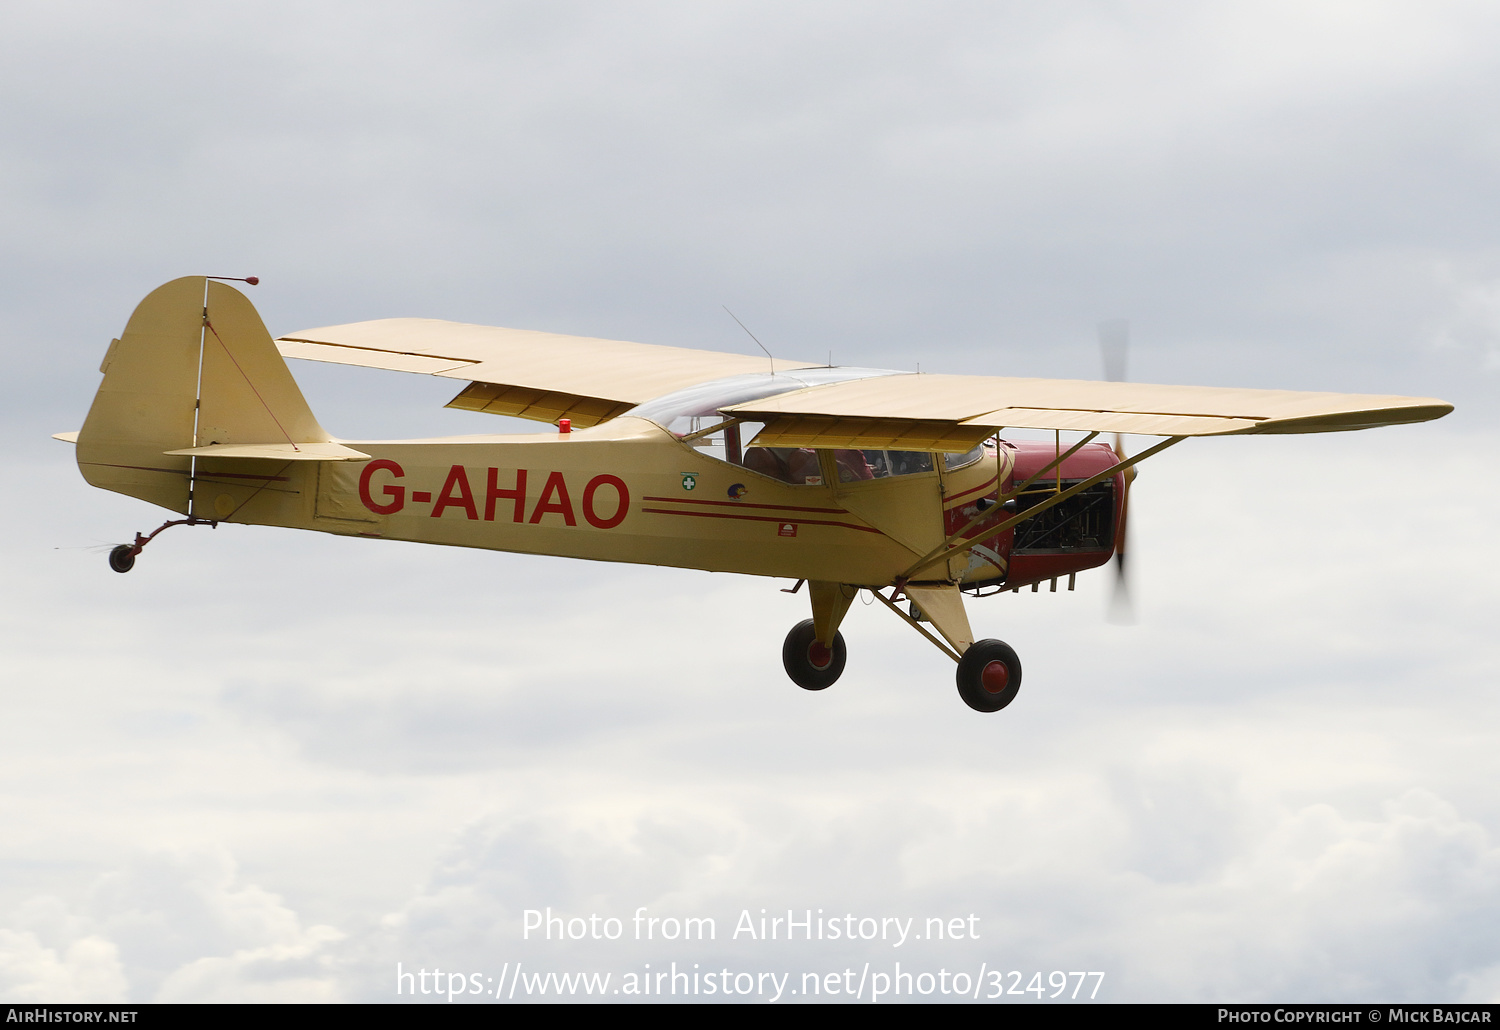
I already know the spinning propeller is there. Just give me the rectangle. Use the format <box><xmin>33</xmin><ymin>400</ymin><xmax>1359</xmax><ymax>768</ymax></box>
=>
<box><xmin>1098</xmin><ymin>319</ymin><xmax>1135</xmax><ymax>624</ymax></box>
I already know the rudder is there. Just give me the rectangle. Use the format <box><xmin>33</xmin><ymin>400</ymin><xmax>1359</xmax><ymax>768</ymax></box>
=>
<box><xmin>196</xmin><ymin>279</ymin><xmax>329</xmax><ymax>450</ymax></box>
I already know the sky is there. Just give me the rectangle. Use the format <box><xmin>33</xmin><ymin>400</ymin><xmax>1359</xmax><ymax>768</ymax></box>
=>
<box><xmin>1</xmin><ymin>0</ymin><xmax>1497</xmax><ymax>1004</ymax></box>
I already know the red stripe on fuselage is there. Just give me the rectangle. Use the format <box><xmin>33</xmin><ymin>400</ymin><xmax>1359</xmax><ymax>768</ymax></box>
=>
<box><xmin>641</xmin><ymin>495</ymin><xmax>849</xmax><ymax>514</ymax></box>
<box><xmin>80</xmin><ymin>462</ymin><xmax>291</xmax><ymax>483</ymax></box>
<box><xmin>943</xmin><ymin>475</ymin><xmax>999</xmax><ymax>506</ymax></box>
<box><xmin>640</xmin><ymin>507</ymin><xmax>882</xmax><ymax>534</ymax></box>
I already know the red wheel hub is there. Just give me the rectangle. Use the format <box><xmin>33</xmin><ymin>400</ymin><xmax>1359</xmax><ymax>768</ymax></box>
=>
<box><xmin>981</xmin><ymin>660</ymin><xmax>1010</xmax><ymax>694</ymax></box>
<box><xmin>807</xmin><ymin>641</ymin><xmax>833</xmax><ymax>670</ymax></box>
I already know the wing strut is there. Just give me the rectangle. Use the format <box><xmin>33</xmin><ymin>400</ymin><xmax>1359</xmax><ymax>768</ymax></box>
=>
<box><xmin>869</xmin><ymin>588</ymin><xmax>963</xmax><ymax>663</ymax></box>
<box><xmin>909</xmin><ymin>431</ymin><xmax>1101</xmax><ymax>583</ymax></box>
<box><xmin>1010</xmin><ymin>431</ymin><xmax>1100</xmax><ymax>500</ymax></box>
<box><xmin>900</xmin><ymin>435</ymin><xmax>1186</xmax><ymax>581</ymax></box>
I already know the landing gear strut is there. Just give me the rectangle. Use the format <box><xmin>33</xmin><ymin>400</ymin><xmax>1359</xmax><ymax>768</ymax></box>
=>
<box><xmin>106</xmin><ymin>516</ymin><xmax>218</xmax><ymax>573</ymax></box>
<box><xmin>956</xmin><ymin>639</ymin><xmax>1022</xmax><ymax>713</ymax></box>
<box><xmin>782</xmin><ymin>619</ymin><xmax>846</xmax><ymax>690</ymax></box>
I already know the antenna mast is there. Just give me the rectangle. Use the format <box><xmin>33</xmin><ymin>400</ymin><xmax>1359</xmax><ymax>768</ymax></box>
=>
<box><xmin>722</xmin><ymin>306</ymin><xmax>775</xmax><ymax>376</ymax></box>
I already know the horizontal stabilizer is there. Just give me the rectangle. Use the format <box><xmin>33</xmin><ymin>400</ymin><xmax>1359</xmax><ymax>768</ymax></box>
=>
<box><xmin>53</xmin><ymin>431</ymin><xmax>80</xmax><ymax>443</ymax></box>
<box><xmin>163</xmin><ymin>442</ymin><xmax>371</xmax><ymax>462</ymax></box>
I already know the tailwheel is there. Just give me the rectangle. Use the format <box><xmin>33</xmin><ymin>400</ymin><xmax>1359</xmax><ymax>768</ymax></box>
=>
<box><xmin>956</xmin><ymin>639</ymin><xmax>1022</xmax><ymax>712</ymax></box>
<box><xmin>782</xmin><ymin>618</ymin><xmax>846</xmax><ymax>691</ymax></box>
<box><xmin>103</xmin><ymin>517</ymin><xmax>217</xmax><ymax>575</ymax></box>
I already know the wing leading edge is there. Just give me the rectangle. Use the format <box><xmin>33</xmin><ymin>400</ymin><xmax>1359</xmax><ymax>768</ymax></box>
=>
<box><xmin>722</xmin><ymin>374</ymin><xmax>1452</xmax><ymax>451</ymax></box>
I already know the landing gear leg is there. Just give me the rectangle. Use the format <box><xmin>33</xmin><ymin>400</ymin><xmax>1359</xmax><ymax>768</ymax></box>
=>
<box><xmin>956</xmin><ymin>639</ymin><xmax>1022</xmax><ymax>712</ymax></box>
<box><xmin>780</xmin><ymin>581</ymin><xmax>857</xmax><ymax>691</ymax></box>
<box><xmin>871</xmin><ymin>583</ymin><xmax>1023</xmax><ymax>714</ymax></box>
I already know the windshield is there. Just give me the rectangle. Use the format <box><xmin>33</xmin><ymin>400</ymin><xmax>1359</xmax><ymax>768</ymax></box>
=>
<box><xmin>624</xmin><ymin>366</ymin><xmax>902</xmax><ymax>431</ymax></box>
<box><xmin>624</xmin><ymin>366</ymin><xmax>952</xmax><ymax>487</ymax></box>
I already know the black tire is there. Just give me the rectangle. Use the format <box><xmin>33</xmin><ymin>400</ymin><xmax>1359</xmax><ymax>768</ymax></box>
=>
<box><xmin>781</xmin><ymin>618</ymin><xmax>846</xmax><ymax>690</ymax></box>
<box><xmin>956</xmin><ymin>639</ymin><xmax>1022</xmax><ymax>713</ymax></box>
<box><xmin>108</xmin><ymin>545</ymin><xmax>136</xmax><ymax>574</ymax></box>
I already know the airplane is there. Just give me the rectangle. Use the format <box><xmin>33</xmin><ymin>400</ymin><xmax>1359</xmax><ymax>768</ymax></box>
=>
<box><xmin>56</xmin><ymin>276</ymin><xmax>1453</xmax><ymax>713</ymax></box>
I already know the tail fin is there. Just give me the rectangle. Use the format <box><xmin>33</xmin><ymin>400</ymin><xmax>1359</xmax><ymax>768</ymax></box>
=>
<box><xmin>77</xmin><ymin>277</ymin><xmax>335</xmax><ymax>514</ymax></box>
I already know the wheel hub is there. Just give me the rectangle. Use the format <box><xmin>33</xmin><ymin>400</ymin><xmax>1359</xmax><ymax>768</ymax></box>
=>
<box><xmin>981</xmin><ymin>660</ymin><xmax>1010</xmax><ymax>694</ymax></box>
<box><xmin>807</xmin><ymin>641</ymin><xmax>833</xmax><ymax>670</ymax></box>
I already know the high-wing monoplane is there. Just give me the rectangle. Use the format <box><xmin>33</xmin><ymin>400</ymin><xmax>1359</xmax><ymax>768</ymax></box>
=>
<box><xmin>57</xmin><ymin>277</ymin><xmax>1453</xmax><ymax>712</ymax></box>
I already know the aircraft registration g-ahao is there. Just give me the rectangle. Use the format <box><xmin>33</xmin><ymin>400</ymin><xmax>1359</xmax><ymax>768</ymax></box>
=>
<box><xmin>57</xmin><ymin>277</ymin><xmax>1452</xmax><ymax>713</ymax></box>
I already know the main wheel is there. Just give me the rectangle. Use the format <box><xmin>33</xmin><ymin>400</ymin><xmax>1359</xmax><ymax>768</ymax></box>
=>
<box><xmin>108</xmin><ymin>545</ymin><xmax>136</xmax><ymax>574</ymax></box>
<box><xmin>782</xmin><ymin>619</ymin><xmax>846</xmax><ymax>690</ymax></box>
<box><xmin>956</xmin><ymin>639</ymin><xmax>1022</xmax><ymax>712</ymax></box>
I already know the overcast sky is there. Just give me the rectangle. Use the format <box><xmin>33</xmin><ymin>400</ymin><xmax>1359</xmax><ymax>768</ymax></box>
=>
<box><xmin>2</xmin><ymin>0</ymin><xmax>1497</xmax><ymax>1004</ymax></box>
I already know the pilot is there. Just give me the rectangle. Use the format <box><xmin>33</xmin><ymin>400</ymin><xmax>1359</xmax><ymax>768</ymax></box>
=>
<box><xmin>834</xmin><ymin>449</ymin><xmax>874</xmax><ymax>482</ymax></box>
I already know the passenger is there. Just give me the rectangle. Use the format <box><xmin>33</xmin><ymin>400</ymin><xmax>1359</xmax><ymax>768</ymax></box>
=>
<box><xmin>784</xmin><ymin>448</ymin><xmax>822</xmax><ymax>485</ymax></box>
<box><xmin>742</xmin><ymin>446</ymin><xmax>787</xmax><ymax>481</ymax></box>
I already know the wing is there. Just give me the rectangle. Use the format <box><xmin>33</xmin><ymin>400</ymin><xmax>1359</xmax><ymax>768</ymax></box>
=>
<box><xmin>276</xmin><ymin>318</ymin><xmax>817</xmax><ymax>427</ymax></box>
<box><xmin>721</xmin><ymin>373</ymin><xmax>1453</xmax><ymax>451</ymax></box>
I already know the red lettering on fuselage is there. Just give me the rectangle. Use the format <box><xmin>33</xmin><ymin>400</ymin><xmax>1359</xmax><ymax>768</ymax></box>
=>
<box><xmin>529</xmin><ymin>471</ymin><xmax>576</xmax><ymax>525</ymax></box>
<box><xmin>357</xmin><ymin>463</ymin><xmax>630</xmax><ymax>530</ymax></box>
<box><xmin>486</xmin><ymin>467</ymin><xmax>527</xmax><ymax>522</ymax></box>
<box><xmin>582</xmin><ymin>474</ymin><xmax>629</xmax><ymax>529</ymax></box>
<box><xmin>431</xmin><ymin>465</ymin><xmax>478</xmax><ymax>519</ymax></box>
<box><xmin>359</xmin><ymin>459</ymin><xmax>405</xmax><ymax>515</ymax></box>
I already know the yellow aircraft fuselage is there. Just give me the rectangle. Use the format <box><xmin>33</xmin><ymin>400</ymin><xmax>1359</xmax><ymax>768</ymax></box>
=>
<box><xmin>192</xmin><ymin>416</ymin><xmax>1018</xmax><ymax>588</ymax></box>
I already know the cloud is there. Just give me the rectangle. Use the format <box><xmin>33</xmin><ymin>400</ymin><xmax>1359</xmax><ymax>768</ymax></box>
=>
<box><xmin>0</xmin><ymin>930</ymin><xmax>127</xmax><ymax>1004</ymax></box>
<box><xmin>153</xmin><ymin>927</ymin><xmax>344</xmax><ymax>1004</ymax></box>
<box><xmin>0</xmin><ymin>850</ymin><xmax>344</xmax><ymax>1003</ymax></box>
<box><xmin>1116</xmin><ymin>789</ymin><xmax>1500</xmax><ymax>1001</ymax></box>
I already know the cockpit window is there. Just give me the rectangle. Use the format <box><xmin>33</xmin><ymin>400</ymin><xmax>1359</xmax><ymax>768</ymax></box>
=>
<box><xmin>624</xmin><ymin>367</ymin><xmax>900</xmax><ymax>431</ymax></box>
<box><xmin>836</xmin><ymin>450</ymin><xmax>935</xmax><ymax>482</ymax></box>
<box><xmin>943</xmin><ymin>443</ymin><xmax>987</xmax><ymax>471</ymax></box>
<box><xmin>626</xmin><ymin>367</ymin><xmax>904</xmax><ymax>486</ymax></box>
